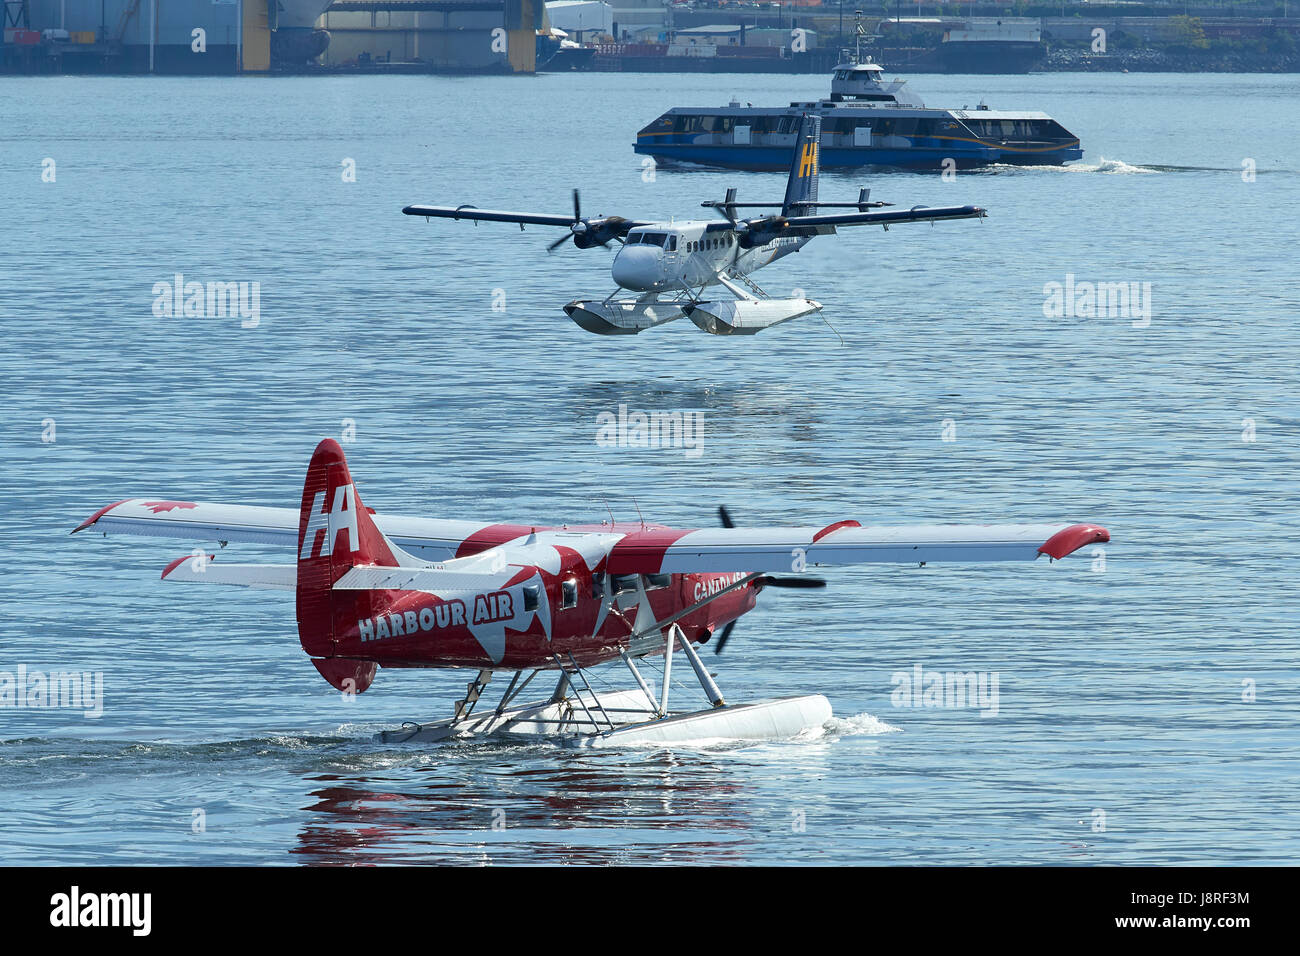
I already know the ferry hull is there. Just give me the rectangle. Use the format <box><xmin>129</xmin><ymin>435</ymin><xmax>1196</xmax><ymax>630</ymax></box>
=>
<box><xmin>635</xmin><ymin>142</ymin><xmax>1081</xmax><ymax>171</ymax></box>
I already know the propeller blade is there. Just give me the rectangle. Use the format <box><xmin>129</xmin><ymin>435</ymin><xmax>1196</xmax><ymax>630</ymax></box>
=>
<box><xmin>572</xmin><ymin>188</ymin><xmax>581</xmax><ymax>221</ymax></box>
<box><xmin>712</xmin><ymin>620</ymin><xmax>737</xmax><ymax>655</ymax></box>
<box><xmin>718</xmin><ymin>505</ymin><xmax>734</xmax><ymax>529</ymax></box>
<box><xmin>546</xmin><ymin>232</ymin><xmax>572</xmax><ymax>253</ymax></box>
<box><xmin>755</xmin><ymin>575</ymin><xmax>827</xmax><ymax>589</ymax></box>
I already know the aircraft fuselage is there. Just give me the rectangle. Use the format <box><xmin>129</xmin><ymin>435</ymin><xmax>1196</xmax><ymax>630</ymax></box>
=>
<box><xmin>610</xmin><ymin>219</ymin><xmax>813</xmax><ymax>293</ymax></box>
<box><xmin>335</xmin><ymin>557</ymin><xmax>760</xmax><ymax>672</ymax></box>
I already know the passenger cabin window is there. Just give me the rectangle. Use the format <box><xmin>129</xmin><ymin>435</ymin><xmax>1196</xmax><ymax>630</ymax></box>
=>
<box><xmin>560</xmin><ymin>580</ymin><xmax>578</xmax><ymax>609</ymax></box>
<box><xmin>645</xmin><ymin>573</ymin><xmax>671</xmax><ymax>590</ymax></box>
<box><xmin>612</xmin><ymin>574</ymin><xmax>639</xmax><ymax>594</ymax></box>
<box><xmin>523</xmin><ymin>585</ymin><xmax>540</xmax><ymax>612</ymax></box>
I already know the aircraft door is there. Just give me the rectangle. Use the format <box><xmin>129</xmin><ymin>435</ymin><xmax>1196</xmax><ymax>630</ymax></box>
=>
<box><xmin>662</xmin><ymin>234</ymin><xmax>680</xmax><ymax>277</ymax></box>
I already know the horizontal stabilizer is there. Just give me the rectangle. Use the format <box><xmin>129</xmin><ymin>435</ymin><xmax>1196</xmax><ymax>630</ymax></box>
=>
<box><xmin>161</xmin><ymin>555</ymin><xmax>295</xmax><ymax>590</ymax></box>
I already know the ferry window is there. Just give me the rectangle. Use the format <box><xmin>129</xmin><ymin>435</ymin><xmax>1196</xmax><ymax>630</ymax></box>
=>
<box><xmin>523</xmin><ymin>585</ymin><xmax>540</xmax><ymax>612</ymax></box>
<box><xmin>776</xmin><ymin>116</ymin><xmax>795</xmax><ymax>134</ymax></box>
<box><xmin>560</xmin><ymin>580</ymin><xmax>578</xmax><ymax>609</ymax></box>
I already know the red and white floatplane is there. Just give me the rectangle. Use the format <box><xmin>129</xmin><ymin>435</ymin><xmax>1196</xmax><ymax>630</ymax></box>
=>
<box><xmin>74</xmin><ymin>440</ymin><xmax>1109</xmax><ymax>747</ymax></box>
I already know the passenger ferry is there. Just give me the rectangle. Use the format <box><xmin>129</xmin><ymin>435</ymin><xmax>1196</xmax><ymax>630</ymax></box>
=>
<box><xmin>634</xmin><ymin>50</ymin><xmax>1082</xmax><ymax>171</ymax></box>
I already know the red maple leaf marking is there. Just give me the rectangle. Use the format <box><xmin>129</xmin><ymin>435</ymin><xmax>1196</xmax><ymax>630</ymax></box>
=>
<box><xmin>142</xmin><ymin>501</ymin><xmax>198</xmax><ymax>514</ymax></box>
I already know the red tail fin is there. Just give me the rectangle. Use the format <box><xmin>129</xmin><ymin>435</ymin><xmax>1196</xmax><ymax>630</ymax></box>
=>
<box><xmin>295</xmin><ymin>439</ymin><xmax>396</xmax><ymax>688</ymax></box>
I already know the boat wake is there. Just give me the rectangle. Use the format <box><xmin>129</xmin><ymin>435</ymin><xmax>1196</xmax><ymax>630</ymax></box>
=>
<box><xmin>824</xmin><ymin>712</ymin><xmax>902</xmax><ymax>737</ymax></box>
<box><xmin>983</xmin><ymin>156</ymin><xmax>1159</xmax><ymax>175</ymax></box>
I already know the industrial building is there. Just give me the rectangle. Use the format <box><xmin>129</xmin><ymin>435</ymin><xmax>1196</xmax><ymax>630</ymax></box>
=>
<box><xmin>1</xmin><ymin>0</ymin><xmax>542</xmax><ymax>73</ymax></box>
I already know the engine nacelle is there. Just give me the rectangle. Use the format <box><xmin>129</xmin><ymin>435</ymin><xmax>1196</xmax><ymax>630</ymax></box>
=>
<box><xmin>563</xmin><ymin>299</ymin><xmax>685</xmax><ymax>335</ymax></box>
<box><xmin>684</xmin><ymin>298</ymin><xmax>822</xmax><ymax>336</ymax></box>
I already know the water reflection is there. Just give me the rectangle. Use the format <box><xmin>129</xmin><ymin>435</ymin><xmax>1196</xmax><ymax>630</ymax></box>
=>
<box><xmin>291</xmin><ymin>747</ymin><xmax>779</xmax><ymax>865</ymax></box>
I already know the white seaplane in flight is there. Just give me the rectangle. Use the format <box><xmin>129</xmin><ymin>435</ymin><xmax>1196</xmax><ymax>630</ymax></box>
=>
<box><xmin>403</xmin><ymin>114</ymin><xmax>986</xmax><ymax>335</ymax></box>
<box><xmin>75</xmin><ymin>440</ymin><xmax>1109</xmax><ymax>748</ymax></box>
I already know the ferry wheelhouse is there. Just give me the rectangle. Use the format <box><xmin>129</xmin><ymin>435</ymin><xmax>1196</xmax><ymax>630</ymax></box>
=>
<box><xmin>634</xmin><ymin>54</ymin><xmax>1082</xmax><ymax>171</ymax></box>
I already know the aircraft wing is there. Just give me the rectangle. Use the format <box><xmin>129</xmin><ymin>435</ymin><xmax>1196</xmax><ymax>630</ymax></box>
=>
<box><xmin>606</xmin><ymin>522</ymin><xmax>1108</xmax><ymax>575</ymax></box>
<box><xmin>776</xmin><ymin>204</ymin><xmax>987</xmax><ymax>229</ymax></box>
<box><xmin>402</xmin><ymin>204</ymin><xmax>582</xmax><ymax>227</ymax></box>
<box><xmin>402</xmin><ymin>204</ymin><xmax>652</xmax><ymax>230</ymax></box>
<box><xmin>72</xmin><ymin>498</ymin><xmax>521</xmax><ymax>561</ymax></box>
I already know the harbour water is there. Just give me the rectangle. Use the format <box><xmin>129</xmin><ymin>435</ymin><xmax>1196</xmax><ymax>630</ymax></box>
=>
<box><xmin>1</xmin><ymin>71</ymin><xmax>1298</xmax><ymax>864</ymax></box>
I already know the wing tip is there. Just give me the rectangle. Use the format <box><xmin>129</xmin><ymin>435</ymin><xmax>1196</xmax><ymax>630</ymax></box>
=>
<box><xmin>1037</xmin><ymin>523</ymin><xmax>1110</xmax><ymax>560</ymax></box>
<box><xmin>72</xmin><ymin>499</ymin><xmax>131</xmax><ymax>534</ymax></box>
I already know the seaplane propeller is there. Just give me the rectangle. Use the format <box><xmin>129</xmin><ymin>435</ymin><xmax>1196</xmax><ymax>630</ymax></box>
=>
<box><xmin>547</xmin><ymin>189</ymin><xmax>629</xmax><ymax>252</ymax></box>
<box><xmin>712</xmin><ymin>505</ymin><xmax>826</xmax><ymax>654</ymax></box>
